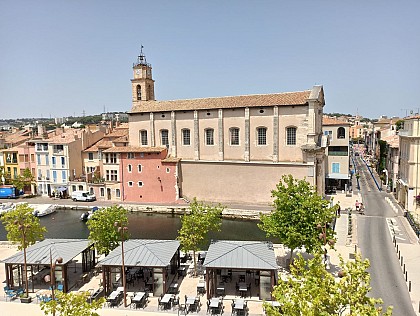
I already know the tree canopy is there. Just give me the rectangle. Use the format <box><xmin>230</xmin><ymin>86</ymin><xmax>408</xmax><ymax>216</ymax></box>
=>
<box><xmin>265</xmin><ymin>253</ymin><xmax>392</xmax><ymax>316</ymax></box>
<box><xmin>1</xmin><ymin>203</ymin><xmax>46</xmax><ymax>250</ymax></box>
<box><xmin>259</xmin><ymin>175</ymin><xmax>336</xmax><ymax>261</ymax></box>
<box><xmin>40</xmin><ymin>291</ymin><xmax>105</xmax><ymax>316</ymax></box>
<box><xmin>177</xmin><ymin>198</ymin><xmax>223</xmax><ymax>275</ymax></box>
<box><xmin>12</xmin><ymin>168</ymin><xmax>35</xmax><ymax>191</ymax></box>
<box><xmin>87</xmin><ymin>205</ymin><xmax>129</xmax><ymax>255</ymax></box>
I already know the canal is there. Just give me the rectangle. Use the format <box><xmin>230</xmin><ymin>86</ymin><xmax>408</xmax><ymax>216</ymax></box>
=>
<box><xmin>0</xmin><ymin>209</ymin><xmax>275</xmax><ymax>248</ymax></box>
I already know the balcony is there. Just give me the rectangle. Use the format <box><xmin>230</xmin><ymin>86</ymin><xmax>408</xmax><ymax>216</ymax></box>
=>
<box><xmin>53</xmin><ymin>149</ymin><xmax>64</xmax><ymax>155</ymax></box>
<box><xmin>328</xmin><ymin>151</ymin><xmax>348</xmax><ymax>156</ymax></box>
<box><xmin>35</xmin><ymin>145</ymin><xmax>49</xmax><ymax>152</ymax></box>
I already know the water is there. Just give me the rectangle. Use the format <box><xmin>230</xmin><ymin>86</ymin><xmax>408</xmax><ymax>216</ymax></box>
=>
<box><xmin>0</xmin><ymin>209</ymin><xmax>274</xmax><ymax>248</ymax></box>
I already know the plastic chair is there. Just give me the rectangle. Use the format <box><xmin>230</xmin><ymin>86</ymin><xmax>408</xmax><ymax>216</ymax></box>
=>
<box><xmin>57</xmin><ymin>284</ymin><xmax>64</xmax><ymax>291</ymax></box>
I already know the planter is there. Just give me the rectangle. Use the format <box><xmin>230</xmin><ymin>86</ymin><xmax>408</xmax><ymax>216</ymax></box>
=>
<box><xmin>20</xmin><ymin>296</ymin><xmax>32</xmax><ymax>303</ymax></box>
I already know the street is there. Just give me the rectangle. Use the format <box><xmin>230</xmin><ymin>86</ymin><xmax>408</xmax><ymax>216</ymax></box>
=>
<box><xmin>354</xmin><ymin>155</ymin><xmax>415</xmax><ymax>315</ymax></box>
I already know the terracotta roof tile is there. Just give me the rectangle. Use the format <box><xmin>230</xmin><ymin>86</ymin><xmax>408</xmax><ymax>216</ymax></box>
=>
<box><xmin>84</xmin><ymin>139</ymin><xmax>113</xmax><ymax>152</ymax></box>
<box><xmin>130</xmin><ymin>91</ymin><xmax>311</xmax><ymax>113</ymax></box>
<box><xmin>322</xmin><ymin>116</ymin><xmax>350</xmax><ymax>126</ymax></box>
<box><xmin>382</xmin><ymin>135</ymin><xmax>399</xmax><ymax>148</ymax></box>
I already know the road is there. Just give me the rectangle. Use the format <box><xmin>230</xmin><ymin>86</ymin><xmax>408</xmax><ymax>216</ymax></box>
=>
<box><xmin>354</xmin><ymin>155</ymin><xmax>415</xmax><ymax>316</ymax></box>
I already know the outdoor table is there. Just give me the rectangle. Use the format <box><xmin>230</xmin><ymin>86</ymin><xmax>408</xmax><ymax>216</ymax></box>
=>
<box><xmin>132</xmin><ymin>292</ymin><xmax>146</xmax><ymax>308</ymax></box>
<box><xmin>197</xmin><ymin>281</ymin><xmax>206</xmax><ymax>294</ymax></box>
<box><xmin>108</xmin><ymin>290</ymin><xmax>119</xmax><ymax>300</ymax></box>
<box><xmin>209</xmin><ymin>297</ymin><xmax>222</xmax><ymax>315</ymax></box>
<box><xmin>234</xmin><ymin>298</ymin><xmax>245</xmax><ymax>310</ymax></box>
<box><xmin>160</xmin><ymin>293</ymin><xmax>173</xmax><ymax>309</ymax></box>
<box><xmin>186</xmin><ymin>296</ymin><xmax>198</xmax><ymax>312</ymax></box>
<box><xmin>216</xmin><ymin>284</ymin><xmax>225</xmax><ymax>296</ymax></box>
<box><xmin>169</xmin><ymin>283</ymin><xmax>179</xmax><ymax>294</ymax></box>
<box><xmin>116</xmin><ymin>287</ymin><xmax>124</xmax><ymax>293</ymax></box>
<box><xmin>178</xmin><ymin>265</ymin><xmax>188</xmax><ymax>277</ymax></box>
<box><xmin>238</xmin><ymin>283</ymin><xmax>247</xmax><ymax>297</ymax></box>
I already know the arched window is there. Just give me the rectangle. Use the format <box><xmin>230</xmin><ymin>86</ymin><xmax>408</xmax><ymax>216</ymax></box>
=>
<box><xmin>337</xmin><ymin>127</ymin><xmax>345</xmax><ymax>139</ymax></box>
<box><xmin>140</xmin><ymin>130</ymin><xmax>148</xmax><ymax>146</ymax></box>
<box><xmin>230</xmin><ymin>128</ymin><xmax>240</xmax><ymax>145</ymax></box>
<box><xmin>205</xmin><ymin>128</ymin><xmax>214</xmax><ymax>145</ymax></box>
<box><xmin>257</xmin><ymin>127</ymin><xmax>267</xmax><ymax>145</ymax></box>
<box><xmin>136</xmin><ymin>85</ymin><xmax>142</xmax><ymax>100</ymax></box>
<box><xmin>182</xmin><ymin>129</ymin><xmax>191</xmax><ymax>145</ymax></box>
<box><xmin>161</xmin><ymin>129</ymin><xmax>169</xmax><ymax>146</ymax></box>
<box><xmin>286</xmin><ymin>127</ymin><xmax>297</xmax><ymax>145</ymax></box>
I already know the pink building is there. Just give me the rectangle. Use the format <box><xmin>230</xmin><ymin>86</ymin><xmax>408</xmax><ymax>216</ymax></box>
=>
<box><xmin>103</xmin><ymin>146</ymin><xmax>180</xmax><ymax>203</ymax></box>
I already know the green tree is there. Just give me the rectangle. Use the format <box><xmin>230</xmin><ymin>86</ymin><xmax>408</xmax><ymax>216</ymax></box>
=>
<box><xmin>1</xmin><ymin>203</ymin><xmax>46</xmax><ymax>296</ymax></box>
<box><xmin>12</xmin><ymin>168</ymin><xmax>35</xmax><ymax>192</ymax></box>
<box><xmin>87</xmin><ymin>205</ymin><xmax>128</xmax><ymax>255</ymax></box>
<box><xmin>177</xmin><ymin>198</ymin><xmax>223</xmax><ymax>275</ymax></box>
<box><xmin>265</xmin><ymin>253</ymin><xmax>392</xmax><ymax>316</ymax></box>
<box><xmin>40</xmin><ymin>291</ymin><xmax>105</xmax><ymax>316</ymax></box>
<box><xmin>259</xmin><ymin>175</ymin><xmax>336</xmax><ymax>265</ymax></box>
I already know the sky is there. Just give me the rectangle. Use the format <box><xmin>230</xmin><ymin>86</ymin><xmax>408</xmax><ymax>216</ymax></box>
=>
<box><xmin>1</xmin><ymin>1</ymin><xmax>419</xmax><ymax>120</ymax></box>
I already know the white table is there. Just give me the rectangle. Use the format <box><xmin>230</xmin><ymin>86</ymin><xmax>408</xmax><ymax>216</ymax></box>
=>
<box><xmin>169</xmin><ymin>283</ymin><xmax>179</xmax><ymax>293</ymax></box>
<box><xmin>186</xmin><ymin>296</ymin><xmax>196</xmax><ymax>305</ymax></box>
<box><xmin>108</xmin><ymin>291</ymin><xmax>119</xmax><ymax>300</ymax></box>
<box><xmin>161</xmin><ymin>294</ymin><xmax>173</xmax><ymax>304</ymax></box>
<box><xmin>234</xmin><ymin>299</ymin><xmax>245</xmax><ymax>310</ymax></box>
<box><xmin>209</xmin><ymin>298</ymin><xmax>221</xmax><ymax>308</ymax></box>
<box><xmin>132</xmin><ymin>292</ymin><xmax>145</xmax><ymax>303</ymax></box>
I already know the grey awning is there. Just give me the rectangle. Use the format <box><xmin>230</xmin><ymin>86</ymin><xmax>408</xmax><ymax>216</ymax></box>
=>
<box><xmin>98</xmin><ymin>239</ymin><xmax>180</xmax><ymax>267</ymax></box>
<box><xmin>1</xmin><ymin>239</ymin><xmax>91</xmax><ymax>265</ymax></box>
<box><xmin>203</xmin><ymin>240</ymin><xmax>277</xmax><ymax>270</ymax></box>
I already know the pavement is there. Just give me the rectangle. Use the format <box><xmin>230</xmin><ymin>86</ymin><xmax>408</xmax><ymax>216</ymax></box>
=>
<box><xmin>1</xmin><ymin>188</ymin><xmax>419</xmax><ymax>315</ymax></box>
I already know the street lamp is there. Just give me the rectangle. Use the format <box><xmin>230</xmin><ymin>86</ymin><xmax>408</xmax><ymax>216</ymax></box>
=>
<box><xmin>15</xmin><ymin>221</ymin><xmax>30</xmax><ymax>297</ymax></box>
<box><xmin>114</xmin><ymin>221</ymin><xmax>128</xmax><ymax>307</ymax></box>
<box><xmin>44</xmin><ymin>249</ymin><xmax>63</xmax><ymax>316</ymax></box>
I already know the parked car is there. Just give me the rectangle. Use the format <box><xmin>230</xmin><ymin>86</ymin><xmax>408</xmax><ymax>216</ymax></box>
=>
<box><xmin>71</xmin><ymin>191</ymin><xmax>96</xmax><ymax>202</ymax></box>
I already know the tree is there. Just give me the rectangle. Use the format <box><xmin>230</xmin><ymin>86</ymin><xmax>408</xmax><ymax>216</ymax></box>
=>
<box><xmin>86</xmin><ymin>205</ymin><xmax>129</xmax><ymax>255</ymax></box>
<box><xmin>259</xmin><ymin>175</ymin><xmax>336</xmax><ymax>265</ymax></box>
<box><xmin>40</xmin><ymin>291</ymin><xmax>105</xmax><ymax>316</ymax></box>
<box><xmin>177</xmin><ymin>198</ymin><xmax>223</xmax><ymax>275</ymax></box>
<box><xmin>265</xmin><ymin>253</ymin><xmax>392</xmax><ymax>316</ymax></box>
<box><xmin>1</xmin><ymin>203</ymin><xmax>46</xmax><ymax>296</ymax></box>
<box><xmin>12</xmin><ymin>168</ymin><xmax>35</xmax><ymax>192</ymax></box>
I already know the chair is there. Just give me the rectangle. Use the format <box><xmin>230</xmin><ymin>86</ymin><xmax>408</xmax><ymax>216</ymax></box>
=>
<box><xmin>179</xmin><ymin>303</ymin><xmax>187</xmax><ymax>315</ymax></box>
<box><xmin>173</xmin><ymin>296</ymin><xmax>180</xmax><ymax>310</ymax></box>
<box><xmin>57</xmin><ymin>284</ymin><xmax>64</xmax><ymax>291</ymax></box>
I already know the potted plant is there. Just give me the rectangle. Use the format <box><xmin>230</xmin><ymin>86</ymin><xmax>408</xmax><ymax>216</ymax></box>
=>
<box><xmin>19</xmin><ymin>293</ymin><xmax>32</xmax><ymax>303</ymax></box>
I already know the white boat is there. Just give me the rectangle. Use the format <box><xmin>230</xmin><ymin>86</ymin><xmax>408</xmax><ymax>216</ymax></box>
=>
<box><xmin>0</xmin><ymin>203</ymin><xmax>15</xmax><ymax>216</ymax></box>
<box><xmin>80</xmin><ymin>206</ymin><xmax>100</xmax><ymax>221</ymax></box>
<box><xmin>32</xmin><ymin>204</ymin><xmax>57</xmax><ymax>217</ymax></box>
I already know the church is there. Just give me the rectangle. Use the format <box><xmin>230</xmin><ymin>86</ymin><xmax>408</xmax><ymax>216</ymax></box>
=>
<box><xmin>127</xmin><ymin>50</ymin><xmax>326</xmax><ymax>206</ymax></box>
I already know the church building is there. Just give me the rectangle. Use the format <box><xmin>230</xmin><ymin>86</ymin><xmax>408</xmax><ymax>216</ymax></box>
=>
<box><xmin>127</xmin><ymin>50</ymin><xmax>327</xmax><ymax>206</ymax></box>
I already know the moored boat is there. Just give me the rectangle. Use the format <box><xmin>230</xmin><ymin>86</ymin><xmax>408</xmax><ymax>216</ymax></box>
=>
<box><xmin>32</xmin><ymin>204</ymin><xmax>57</xmax><ymax>217</ymax></box>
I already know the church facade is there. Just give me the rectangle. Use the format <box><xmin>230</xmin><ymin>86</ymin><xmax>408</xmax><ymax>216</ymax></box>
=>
<box><xmin>128</xmin><ymin>51</ymin><xmax>326</xmax><ymax>206</ymax></box>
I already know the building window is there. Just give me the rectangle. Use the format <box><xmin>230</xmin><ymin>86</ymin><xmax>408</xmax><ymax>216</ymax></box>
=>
<box><xmin>166</xmin><ymin>168</ymin><xmax>170</xmax><ymax>173</ymax></box>
<box><xmin>106</xmin><ymin>170</ymin><xmax>118</xmax><ymax>181</ymax></box>
<box><xmin>127</xmin><ymin>164</ymin><xmax>132</xmax><ymax>173</ymax></box>
<box><xmin>137</xmin><ymin>85</ymin><xmax>141</xmax><ymax>100</ymax></box>
<box><xmin>332</xmin><ymin>163</ymin><xmax>340</xmax><ymax>173</ymax></box>
<box><xmin>116</xmin><ymin>189</ymin><xmax>120</xmax><ymax>197</ymax></box>
<box><xmin>89</xmin><ymin>187</ymin><xmax>94</xmax><ymax>194</ymax></box>
<box><xmin>100</xmin><ymin>188</ymin><xmax>105</xmax><ymax>197</ymax></box>
<box><xmin>230</xmin><ymin>128</ymin><xmax>240</xmax><ymax>145</ymax></box>
<box><xmin>138</xmin><ymin>164</ymin><xmax>142</xmax><ymax>173</ymax></box>
<box><xmin>128</xmin><ymin>181</ymin><xmax>133</xmax><ymax>187</ymax></box>
<box><xmin>286</xmin><ymin>127</ymin><xmax>297</xmax><ymax>145</ymax></box>
<box><xmin>205</xmin><ymin>128</ymin><xmax>214</xmax><ymax>145</ymax></box>
<box><xmin>88</xmin><ymin>153</ymin><xmax>94</xmax><ymax>160</ymax></box>
<box><xmin>337</xmin><ymin>127</ymin><xmax>345</xmax><ymax>139</ymax></box>
<box><xmin>45</xmin><ymin>154</ymin><xmax>49</xmax><ymax>165</ymax></box>
<box><xmin>52</xmin><ymin>171</ymin><xmax>57</xmax><ymax>183</ymax></box>
<box><xmin>62</xmin><ymin>170</ymin><xmax>66</xmax><ymax>181</ymax></box>
<box><xmin>52</xmin><ymin>156</ymin><xmax>56</xmax><ymax>167</ymax></box>
<box><xmin>46</xmin><ymin>170</ymin><xmax>50</xmax><ymax>180</ymax></box>
<box><xmin>37</xmin><ymin>154</ymin><xmax>41</xmax><ymax>165</ymax></box>
<box><xmin>182</xmin><ymin>129</ymin><xmax>191</xmax><ymax>146</ymax></box>
<box><xmin>128</xmin><ymin>152</ymin><xmax>135</xmax><ymax>159</ymax></box>
<box><xmin>161</xmin><ymin>129</ymin><xmax>169</xmax><ymax>146</ymax></box>
<box><xmin>61</xmin><ymin>157</ymin><xmax>65</xmax><ymax>167</ymax></box>
<box><xmin>138</xmin><ymin>181</ymin><xmax>143</xmax><ymax>187</ymax></box>
<box><xmin>38</xmin><ymin>169</ymin><xmax>42</xmax><ymax>179</ymax></box>
<box><xmin>140</xmin><ymin>130</ymin><xmax>148</xmax><ymax>146</ymax></box>
<box><xmin>105</xmin><ymin>153</ymin><xmax>117</xmax><ymax>164</ymax></box>
<box><xmin>257</xmin><ymin>127</ymin><xmax>267</xmax><ymax>145</ymax></box>
<box><xmin>324</xmin><ymin>130</ymin><xmax>332</xmax><ymax>136</ymax></box>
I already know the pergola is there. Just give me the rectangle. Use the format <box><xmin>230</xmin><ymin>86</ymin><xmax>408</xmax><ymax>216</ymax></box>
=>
<box><xmin>98</xmin><ymin>239</ymin><xmax>180</xmax><ymax>297</ymax></box>
<box><xmin>1</xmin><ymin>239</ymin><xmax>95</xmax><ymax>293</ymax></box>
<box><xmin>204</xmin><ymin>240</ymin><xmax>278</xmax><ymax>300</ymax></box>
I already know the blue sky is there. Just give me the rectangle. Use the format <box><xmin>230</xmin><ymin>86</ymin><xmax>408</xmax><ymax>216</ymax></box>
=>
<box><xmin>1</xmin><ymin>1</ymin><xmax>419</xmax><ymax>120</ymax></box>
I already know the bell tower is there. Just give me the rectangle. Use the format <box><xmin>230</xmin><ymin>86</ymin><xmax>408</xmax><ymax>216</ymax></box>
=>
<box><xmin>131</xmin><ymin>46</ymin><xmax>155</xmax><ymax>102</ymax></box>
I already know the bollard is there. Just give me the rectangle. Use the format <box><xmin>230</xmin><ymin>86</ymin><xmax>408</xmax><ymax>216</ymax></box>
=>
<box><xmin>404</xmin><ymin>263</ymin><xmax>406</xmax><ymax>274</ymax></box>
<box><xmin>354</xmin><ymin>245</ymin><xmax>357</xmax><ymax>254</ymax></box>
<box><xmin>405</xmin><ymin>271</ymin><xmax>408</xmax><ymax>282</ymax></box>
<box><xmin>398</xmin><ymin>250</ymin><xmax>400</xmax><ymax>259</ymax></box>
<box><xmin>397</xmin><ymin>245</ymin><xmax>399</xmax><ymax>253</ymax></box>
<box><xmin>401</xmin><ymin>256</ymin><xmax>404</xmax><ymax>266</ymax></box>
<box><xmin>409</xmin><ymin>280</ymin><xmax>411</xmax><ymax>292</ymax></box>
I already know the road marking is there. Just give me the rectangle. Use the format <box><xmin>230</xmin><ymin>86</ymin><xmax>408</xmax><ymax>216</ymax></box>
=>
<box><xmin>386</xmin><ymin>218</ymin><xmax>407</xmax><ymax>242</ymax></box>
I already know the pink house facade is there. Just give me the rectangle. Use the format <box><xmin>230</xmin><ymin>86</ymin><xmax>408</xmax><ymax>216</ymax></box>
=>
<box><xmin>103</xmin><ymin>146</ymin><xmax>180</xmax><ymax>203</ymax></box>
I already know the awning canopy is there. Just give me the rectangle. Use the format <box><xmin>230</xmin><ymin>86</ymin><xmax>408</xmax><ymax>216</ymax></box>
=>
<box><xmin>98</xmin><ymin>239</ymin><xmax>180</xmax><ymax>267</ymax></box>
<box><xmin>326</xmin><ymin>173</ymin><xmax>350</xmax><ymax>180</ymax></box>
<box><xmin>1</xmin><ymin>239</ymin><xmax>91</xmax><ymax>265</ymax></box>
<box><xmin>203</xmin><ymin>240</ymin><xmax>277</xmax><ymax>270</ymax></box>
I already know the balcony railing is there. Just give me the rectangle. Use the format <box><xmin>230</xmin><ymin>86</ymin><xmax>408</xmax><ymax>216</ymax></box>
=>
<box><xmin>328</xmin><ymin>151</ymin><xmax>348</xmax><ymax>156</ymax></box>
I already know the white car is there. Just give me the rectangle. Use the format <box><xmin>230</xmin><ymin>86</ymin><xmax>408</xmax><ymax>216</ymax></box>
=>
<box><xmin>71</xmin><ymin>191</ymin><xmax>96</xmax><ymax>202</ymax></box>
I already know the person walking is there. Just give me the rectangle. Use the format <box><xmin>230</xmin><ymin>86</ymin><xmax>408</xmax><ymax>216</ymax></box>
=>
<box><xmin>355</xmin><ymin>200</ymin><xmax>360</xmax><ymax>211</ymax></box>
<box><xmin>336</xmin><ymin>202</ymin><xmax>341</xmax><ymax>216</ymax></box>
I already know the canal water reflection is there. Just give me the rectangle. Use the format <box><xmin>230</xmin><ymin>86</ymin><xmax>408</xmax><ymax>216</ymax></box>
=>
<box><xmin>0</xmin><ymin>209</ymin><xmax>274</xmax><ymax>248</ymax></box>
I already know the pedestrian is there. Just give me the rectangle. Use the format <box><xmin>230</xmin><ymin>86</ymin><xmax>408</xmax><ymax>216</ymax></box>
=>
<box><xmin>360</xmin><ymin>202</ymin><xmax>365</xmax><ymax>215</ymax></box>
<box><xmin>337</xmin><ymin>202</ymin><xmax>341</xmax><ymax>216</ymax></box>
<box><xmin>355</xmin><ymin>200</ymin><xmax>360</xmax><ymax>211</ymax></box>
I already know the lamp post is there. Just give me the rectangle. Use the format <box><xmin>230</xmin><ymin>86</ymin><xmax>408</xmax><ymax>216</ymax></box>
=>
<box><xmin>15</xmin><ymin>221</ymin><xmax>30</xmax><ymax>297</ymax></box>
<box><xmin>114</xmin><ymin>221</ymin><xmax>128</xmax><ymax>307</ymax></box>
<box><xmin>44</xmin><ymin>249</ymin><xmax>63</xmax><ymax>316</ymax></box>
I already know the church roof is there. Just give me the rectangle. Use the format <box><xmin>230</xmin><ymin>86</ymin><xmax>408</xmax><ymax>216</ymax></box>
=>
<box><xmin>130</xmin><ymin>90</ymin><xmax>313</xmax><ymax>113</ymax></box>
